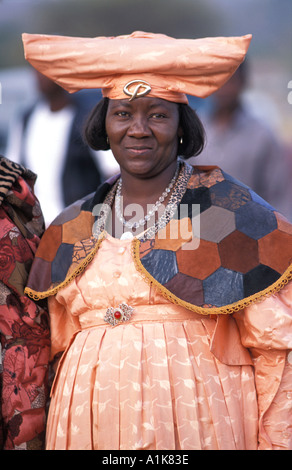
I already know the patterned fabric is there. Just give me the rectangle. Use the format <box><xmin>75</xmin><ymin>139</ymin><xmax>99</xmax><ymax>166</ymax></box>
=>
<box><xmin>0</xmin><ymin>156</ymin><xmax>50</xmax><ymax>450</ymax></box>
<box><xmin>45</xmin><ymin>235</ymin><xmax>292</xmax><ymax>450</ymax></box>
<box><xmin>25</xmin><ymin>165</ymin><xmax>292</xmax><ymax>316</ymax></box>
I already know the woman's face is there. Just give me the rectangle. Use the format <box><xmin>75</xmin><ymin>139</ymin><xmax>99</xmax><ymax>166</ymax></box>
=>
<box><xmin>105</xmin><ymin>97</ymin><xmax>182</xmax><ymax>179</ymax></box>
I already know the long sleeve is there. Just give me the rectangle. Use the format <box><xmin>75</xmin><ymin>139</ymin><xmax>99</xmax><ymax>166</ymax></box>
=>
<box><xmin>235</xmin><ymin>282</ymin><xmax>292</xmax><ymax>450</ymax></box>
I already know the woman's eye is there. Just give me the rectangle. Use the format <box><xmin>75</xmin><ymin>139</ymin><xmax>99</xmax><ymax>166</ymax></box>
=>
<box><xmin>151</xmin><ymin>112</ymin><xmax>167</xmax><ymax>119</ymax></box>
<box><xmin>116</xmin><ymin>111</ymin><xmax>130</xmax><ymax>117</ymax></box>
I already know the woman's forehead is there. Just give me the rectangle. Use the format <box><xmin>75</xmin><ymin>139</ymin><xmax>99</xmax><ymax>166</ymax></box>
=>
<box><xmin>108</xmin><ymin>97</ymin><xmax>179</xmax><ymax>110</ymax></box>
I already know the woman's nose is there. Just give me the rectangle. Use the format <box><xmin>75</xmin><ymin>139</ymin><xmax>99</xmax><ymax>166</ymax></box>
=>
<box><xmin>128</xmin><ymin>115</ymin><xmax>152</xmax><ymax>138</ymax></box>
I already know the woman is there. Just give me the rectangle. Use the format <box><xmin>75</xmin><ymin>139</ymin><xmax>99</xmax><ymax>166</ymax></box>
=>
<box><xmin>23</xmin><ymin>31</ymin><xmax>292</xmax><ymax>450</ymax></box>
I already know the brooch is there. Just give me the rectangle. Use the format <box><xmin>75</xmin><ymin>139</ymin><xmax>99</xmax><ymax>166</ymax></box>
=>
<box><xmin>104</xmin><ymin>303</ymin><xmax>134</xmax><ymax>326</ymax></box>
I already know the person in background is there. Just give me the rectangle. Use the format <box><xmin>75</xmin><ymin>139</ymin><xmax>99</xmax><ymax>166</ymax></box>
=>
<box><xmin>0</xmin><ymin>156</ymin><xmax>49</xmax><ymax>450</ymax></box>
<box><xmin>5</xmin><ymin>71</ymin><xmax>119</xmax><ymax>225</ymax></box>
<box><xmin>192</xmin><ymin>61</ymin><xmax>292</xmax><ymax>220</ymax></box>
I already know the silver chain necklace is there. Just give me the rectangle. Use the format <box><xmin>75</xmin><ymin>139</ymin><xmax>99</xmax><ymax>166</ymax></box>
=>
<box><xmin>92</xmin><ymin>161</ymin><xmax>193</xmax><ymax>241</ymax></box>
<box><xmin>115</xmin><ymin>162</ymin><xmax>180</xmax><ymax>230</ymax></box>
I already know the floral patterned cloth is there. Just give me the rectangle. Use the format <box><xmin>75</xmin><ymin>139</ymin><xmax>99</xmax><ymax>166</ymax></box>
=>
<box><xmin>0</xmin><ymin>157</ymin><xmax>50</xmax><ymax>450</ymax></box>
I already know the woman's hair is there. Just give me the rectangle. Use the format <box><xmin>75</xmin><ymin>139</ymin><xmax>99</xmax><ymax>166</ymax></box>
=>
<box><xmin>83</xmin><ymin>97</ymin><xmax>205</xmax><ymax>158</ymax></box>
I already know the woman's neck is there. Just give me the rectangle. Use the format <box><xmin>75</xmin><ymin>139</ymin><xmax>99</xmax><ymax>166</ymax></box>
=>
<box><xmin>120</xmin><ymin>161</ymin><xmax>178</xmax><ymax>205</ymax></box>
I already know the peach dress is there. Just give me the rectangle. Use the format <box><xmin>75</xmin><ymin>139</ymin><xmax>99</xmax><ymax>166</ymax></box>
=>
<box><xmin>45</xmin><ymin>234</ymin><xmax>292</xmax><ymax>450</ymax></box>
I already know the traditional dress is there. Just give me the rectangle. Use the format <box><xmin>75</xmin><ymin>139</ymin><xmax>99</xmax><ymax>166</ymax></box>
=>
<box><xmin>25</xmin><ymin>164</ymin><xmax>292</xmax><ymax>450</ymax></box>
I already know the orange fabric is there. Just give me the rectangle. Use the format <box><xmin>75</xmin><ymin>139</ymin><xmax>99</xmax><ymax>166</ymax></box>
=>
<box><xmin>62</xmin><ymin>210</ymin><xmax>94</xmax><ymax>245</ymax></box>
<box><xmin>22</xmin><ymin>31</ymin><xmax>252</xmax><ymax>103</ymax></box>
<box><xmin>34</xmin><ymin>224</ymin><xmax>62</xmax><ymax>262</ymax></box>
<box><xmin>153</xmin><ymin>217</ymin><xmax>192</xmax><ymax>251</ymax></box>
<box><xmin>235</xmin><ymin>283</ymin><xmax>292</xmax><ymax>450</ymax></box>
<box><xmin>176</xmin><ymin>237</ymin><xmax>221</xmax><ymax>280</ymax></box>
<box><xmin>258</xmin><ymin>229</ymin><xmax>292</xmax><ymax>273</ymax></box>
<box><xmin>219</xmin><ymin>230</ymin><xmax>259</xmax><ymax>273</ymax></box>
<box><xmin>46</xmin><ymin>234</ymin><xmax>292</xmax><ymax>450</ymax></box>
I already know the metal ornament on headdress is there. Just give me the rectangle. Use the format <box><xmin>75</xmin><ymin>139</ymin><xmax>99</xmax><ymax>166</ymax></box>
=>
<box><xmin>123</xmin><ymin>80</ymin><xmax>152</xmax><ymax>100</ymax></box>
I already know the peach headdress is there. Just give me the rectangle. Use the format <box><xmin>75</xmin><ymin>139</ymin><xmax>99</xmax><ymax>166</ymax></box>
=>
<box><xmin>22</xmin><ymin>30</ymin><xmax>252</xmax><ymax>104</ymax></box>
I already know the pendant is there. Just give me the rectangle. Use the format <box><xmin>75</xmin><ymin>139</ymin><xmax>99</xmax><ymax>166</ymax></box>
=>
<box><xmin>120</xmin><ymin>231</ymin><xmax>134</xmax><ymax>240</ymax></box>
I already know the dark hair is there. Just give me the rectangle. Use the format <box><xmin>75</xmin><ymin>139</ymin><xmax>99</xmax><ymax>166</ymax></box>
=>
<box><xmin>83</xmin><ymin>97</ymin><xmax>205</xmax><ymax>158</ymax></box>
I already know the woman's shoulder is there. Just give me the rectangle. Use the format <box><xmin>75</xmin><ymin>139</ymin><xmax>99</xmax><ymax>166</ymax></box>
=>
<box><xmin>187</xmin><ymin>163</ymin><xmax>278</xmax><ymax>214</ymax></box>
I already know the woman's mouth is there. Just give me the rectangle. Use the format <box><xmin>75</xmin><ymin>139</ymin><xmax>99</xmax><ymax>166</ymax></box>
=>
<box><xmin>126</xmin><ymin>146</ymin><xmax>152</xmax><ymax>156</ymax></box>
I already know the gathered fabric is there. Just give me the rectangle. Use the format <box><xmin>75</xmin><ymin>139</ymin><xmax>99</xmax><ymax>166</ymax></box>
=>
<box><xmin>22</xmin><ymin>31</ymin><xmax>252</xmax><ymax>103</ymax></box>
<box><xmin>45</xmin><ymin>234</ymin><xmax>292</xmax><ymax>450</ymax></box>
<box><xmin>0</xmin><ymin>156</ymin><xmax>49</xmax><ymax>450</ymax></box>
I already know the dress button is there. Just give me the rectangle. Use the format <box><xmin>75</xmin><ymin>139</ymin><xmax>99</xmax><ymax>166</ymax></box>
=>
<box><xmin>113</xmin><ymin>271</ymin><xmax>121</xmax><ymax>278</ymax></box>
<box><xmin>118</xmin><ymin>246</ymin><xmax>126</xmax><ymax>254</ymax></box>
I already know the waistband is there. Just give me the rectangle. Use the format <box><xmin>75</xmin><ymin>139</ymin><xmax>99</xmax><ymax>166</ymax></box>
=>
<box><xmin>78</xmin><ymin>303</ymin><xmax>199</xmax><ymax>329</ymax></box>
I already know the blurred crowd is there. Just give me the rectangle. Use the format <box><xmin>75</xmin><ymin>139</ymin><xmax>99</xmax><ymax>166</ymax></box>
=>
<box><xmin>191</xmin><ymin>61</ymin><xmax>292</xmax><ymax>221</ymax></box>
<box><xmin>3</xmin><ymin>63</ymin><xmax>292</xmax><ymax>224</ymax></box>
<box><xmin>4</xmin><ymin>70</ymin><xmax>119</xmax><ymax>225</ymax></box>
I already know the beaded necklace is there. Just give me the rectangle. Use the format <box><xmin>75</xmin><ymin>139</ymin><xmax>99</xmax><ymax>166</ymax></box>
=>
<box><xmin>92</xmin><ymin>161</ymin><xmax>193</xmax><ymax>241</ymax></box>
<box><xmin>115</xmin><ymin>161</ymin><xmax>180</xmax><ymax>230</ymax></box>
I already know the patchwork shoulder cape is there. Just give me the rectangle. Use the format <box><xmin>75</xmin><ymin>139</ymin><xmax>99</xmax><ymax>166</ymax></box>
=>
<box><xmin>25</xmin><ymin>166</ymin><xmax>292</xmax><ymax>315</ymax></box>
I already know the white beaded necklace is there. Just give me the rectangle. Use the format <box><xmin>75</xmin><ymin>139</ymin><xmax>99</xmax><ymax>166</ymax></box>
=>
<box><xmin>92</xmin><ymin>161</ymin><xmax>193</xmax><ymax>241</ymax></box>
<box><xmin>115</xmin><ymin>162</ymin><xmax>180</xmax><ymax>230</ymax></box>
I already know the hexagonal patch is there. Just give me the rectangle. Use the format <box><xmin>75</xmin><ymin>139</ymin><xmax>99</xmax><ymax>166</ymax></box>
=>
<box><xmin>200</xmin><ymin>205</ymin><xmax>236</xmax><ymax>243</ymax></box>
<box><xmin>218</xmin><ymin>230</ymin><xmax>259</xmax><ymax>274</ymax></box>
<box><xmin>52</xmin><ymin>243</ymin><xmax>74</xmax><ymax>283</ymax></box>
<box><xmin>181</xmin><ymin>186</ymin><xmax>212</xmax><ymax>214</ymax></box>
<box><xmin>140</xmin><ymin>249</ymin><xmax>178</xmax><ymax>284</ymax></box>
<box><xmin>243</xmin><ymin>265</ymin><xmax>280</xmax><ymax>297</ymax></box>
<box><xmin>36</xmin><ymin>224</ymin><xmax>62</xmax><ymax>262</ymax></box>
<box><xmin>63</xmin><ymin>210</ymin><xmax>94</xmax><ymax>244</ymax></box>
<box><xmin>164</xmin><ymin>273</ymin><xmax>204</xmax><ymax>305</ymax></box>
<box><xmin>154</xmin><ymin>218</ymin><xmax>193</xmax><ymax>251</ymax></box>
<box><xmin>176</xmin><ymin>238</ymin><xmax>221</xmax><ymax>280</ymax></box>
<box><xmin>187</xmin><ymin>167</ymin><xmax>225</xmax><ymax>189</ymax></box>
<box><xmin>235</xmin><ymin>201</ymin><xmax>278</xmax><ymax>240</ymax></box>
<box><xmin>209</xmin><ymin>180</ymin><xmax>251</xmax><ymax>211</ymax></box>
<box><xmin>203</xmin><ymin>267</ymin><xmax>244</xmax><ymax>307</ymax></box>
<box><xmin>258</xmin><ymin>229</ymin><xmax>292</xmax><ymax>273</ymax></box>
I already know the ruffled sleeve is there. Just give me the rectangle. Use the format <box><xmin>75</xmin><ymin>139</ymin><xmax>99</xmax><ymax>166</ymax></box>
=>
<box><xmin>48</xmin><ymin>282</ymin><xmax>82</xmax><ymax>362</ymax></box>
<box><xmin>235</xmin><ymin>281</ymin><xmax>292</xmax><ymax>450</ymax></box>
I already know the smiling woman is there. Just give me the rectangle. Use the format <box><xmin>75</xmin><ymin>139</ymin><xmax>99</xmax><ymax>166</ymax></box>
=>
<box><xmin>84</xmin><ymin>96</ymin><xmax>205</xmax><ymax>238</ymax></box>
<box><xmin>22</xmin><ymin>31</ymin><xmax>292</xmax><ymax>450</ymax></box>
<box><xmin>84</xmin><ymin>95</ymin><xmax>205</xmax><ymax>157</ymax></box>
<box><xmin>104</xmin><ymin>97</ymin><xmax>181</xmax><ymax>180</ymax></box>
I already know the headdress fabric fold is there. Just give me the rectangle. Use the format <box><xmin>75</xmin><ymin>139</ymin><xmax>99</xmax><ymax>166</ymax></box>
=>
<box><xmin>22</xmin><ymin>30</ymin><xmax>252</xmax><ymax>104</ymax></box>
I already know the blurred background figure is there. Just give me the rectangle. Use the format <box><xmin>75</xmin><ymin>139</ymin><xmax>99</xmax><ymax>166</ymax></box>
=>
<box><xmin>5</xmin><ymin>70</ymin><xmax>119</xmax><ymax>225</ymax></box>
<box><xmin>191</xmin><ymin>61</ymin><xmax>292</xmax><ymax>220</ymax></box>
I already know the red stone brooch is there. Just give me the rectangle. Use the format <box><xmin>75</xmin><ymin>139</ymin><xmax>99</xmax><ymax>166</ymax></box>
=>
<box><xmin>104</xmin><ymin>303</ymin><xmax>134</xmax><ymax>326</ymax></box>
